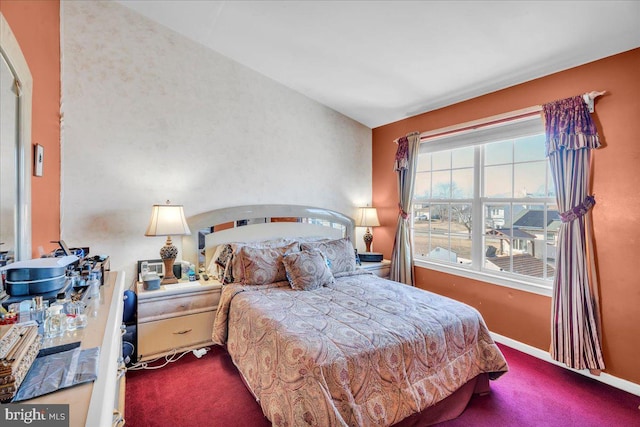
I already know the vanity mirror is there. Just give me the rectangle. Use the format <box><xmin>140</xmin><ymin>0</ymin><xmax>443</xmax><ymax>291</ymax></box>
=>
<box><xmin>0</xmin><ymin>12</ymin><xmax>33</xmax><ymax>264</ymax></box>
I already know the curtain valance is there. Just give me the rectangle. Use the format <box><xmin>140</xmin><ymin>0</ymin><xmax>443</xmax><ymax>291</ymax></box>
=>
<box><xmin>394</xmin><ymin>131</ymin><xmax>419</xmax><ymax>171</ymax></box>
<box><xmin>543</xmin><ymin>95</ymin><xmax>601</xmax><ymax>156</ymax></box>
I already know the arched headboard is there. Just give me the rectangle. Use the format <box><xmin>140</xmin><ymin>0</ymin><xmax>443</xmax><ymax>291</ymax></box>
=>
<box><xmin>182</xmin><ymin>204</ymin><xmax>355</xmax><ymax>269</ymax></box>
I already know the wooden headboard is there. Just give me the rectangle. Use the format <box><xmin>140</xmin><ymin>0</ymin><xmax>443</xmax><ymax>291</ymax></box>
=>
<box><xmin>182</xmin><ymin>204</ymin><xmax>355</xmax><ymax>269</ymax></box>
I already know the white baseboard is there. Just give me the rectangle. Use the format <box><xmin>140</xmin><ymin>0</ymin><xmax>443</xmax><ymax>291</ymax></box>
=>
<box><xmin>490</xmin><ymin>332</ymin><xmax>640</xmax><ymax>397</ymax></box>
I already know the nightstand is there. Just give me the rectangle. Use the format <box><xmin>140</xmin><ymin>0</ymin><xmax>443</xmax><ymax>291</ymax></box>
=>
<box><xmin>135</xmin><ymin>279</ymin><xmax>223</xmax><ymax>362</ymax></box>
<box><xmin>358</xmin><ymin>259</ymin><xmax>391</xmax><ymax>279</ymax></box>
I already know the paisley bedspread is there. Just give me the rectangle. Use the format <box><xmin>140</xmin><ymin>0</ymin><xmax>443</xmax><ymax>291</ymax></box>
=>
<box><xmin>213</xmin><ymin>271</ymin><xmax>508</xmax><ymax>426</ymax></box>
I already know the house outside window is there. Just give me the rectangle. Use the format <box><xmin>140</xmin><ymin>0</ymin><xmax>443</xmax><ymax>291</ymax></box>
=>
<box><xmin>412</xmin><ymin>115</ymin><xmax>557</xmax><ymax>295</ymax></box>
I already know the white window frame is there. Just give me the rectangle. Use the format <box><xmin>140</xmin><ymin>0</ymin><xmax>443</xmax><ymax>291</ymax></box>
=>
<box><xmin>412</xmin><ymin>114</ymin><xmax>554</xmax><ymax>297</ymax></box>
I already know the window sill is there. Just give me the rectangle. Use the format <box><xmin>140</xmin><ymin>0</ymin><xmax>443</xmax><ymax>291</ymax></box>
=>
<box><xmin>413</xmin><ymin>259</ymin><xmax>553</xmax><ymax>297</ymax></box>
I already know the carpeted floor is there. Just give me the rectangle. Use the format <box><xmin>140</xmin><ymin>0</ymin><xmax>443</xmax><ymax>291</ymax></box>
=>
<box><xmin>125</xmin><ymin>343</ymin><xmax>640</xmax><ymax>426</ymax></box>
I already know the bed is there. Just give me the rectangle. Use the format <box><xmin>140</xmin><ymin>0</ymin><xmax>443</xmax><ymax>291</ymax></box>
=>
<box><xmin>183</xmin><ymin>205</ymin><xmax>508</xmax><ymax>426</ymax></box>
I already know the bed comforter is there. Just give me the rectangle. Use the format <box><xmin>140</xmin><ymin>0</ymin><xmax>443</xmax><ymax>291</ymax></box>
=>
<box><xmin>213</xmin><ymin>271</ymin><xmax>508</xmax><ymax>426</ymax></box>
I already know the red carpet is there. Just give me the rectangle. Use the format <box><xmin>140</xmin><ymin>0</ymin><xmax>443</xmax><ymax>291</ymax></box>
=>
<box><xmin>125</xmin><ymin>344</ymin><xmax>640</xmax><ymax>426</ymax></box>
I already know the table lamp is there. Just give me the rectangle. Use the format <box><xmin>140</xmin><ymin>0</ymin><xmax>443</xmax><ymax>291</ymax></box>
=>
<box><xmin>145</xmin><ymin>201</ymin><xmax>191</xmax><ymax>284</ymax></box>
<box><xmin>357</xmin><ymin>206</ymin><xmax>382</xmax><ymax>261</ymax></box>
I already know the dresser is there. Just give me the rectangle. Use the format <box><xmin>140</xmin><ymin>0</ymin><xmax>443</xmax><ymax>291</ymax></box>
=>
<box><xmin>136</xmin><ymin>279</ymin><xmax>223</xmax><ymax>362</ymax></box>
<box><xmin>26</xmin><ymin>270</ymin><xmax>126</xmax><ymax>427</ymax></box>
<box><xmin>358</xmin><ymin>259</ymin><xmax>391</xmax><ymax>278</ymax></box>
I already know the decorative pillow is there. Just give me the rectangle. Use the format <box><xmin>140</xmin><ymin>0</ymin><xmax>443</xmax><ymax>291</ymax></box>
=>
<box><xmin>214</xmin><ymin>239</ymin><xmax>299</xmax><ymax>284</ymax></box>
<box><xmin>237</xmin><ymin>242</ymin><xmax>299</xmax><ymax>285</ymax></box>
<box><xmin>283</xmin><ymin>249</ymin><xmax>335</xmax><ymax>291</ymax></box>
<box><xmin>209</xmin><ymin>244</ymin><xmax>234</xmax><ymax>283</ymax></box>
<box><xmin>300</xmin><ymin>237</ymin><xmax>356</xmax><ymax>274</ymax></box>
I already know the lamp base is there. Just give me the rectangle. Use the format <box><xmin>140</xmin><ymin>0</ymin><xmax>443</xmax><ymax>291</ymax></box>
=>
<box><xmin>159</xmin><ymin>236</ymin><xmax>179</xmax><ymax>284</ymax></box>
<box><xmin>161</xmin><ymin>258</ymin><xmax>178</xmax><ymax>285</ymax></box>
<box><xmin>363</xmin><ymin>227</ymin><xmax>374</xmax><ymax>252</ymax></box>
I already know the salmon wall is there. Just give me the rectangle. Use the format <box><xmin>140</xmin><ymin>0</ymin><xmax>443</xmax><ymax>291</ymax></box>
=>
<box><xmin>0</xmin><ymin>1</ymin><xmax>61</xmax><ymax>257</ymax></box>
<box><xmin>372</xmin><ymin>48</ymin><xmax>640</xmax><ymax>385</ymax></box>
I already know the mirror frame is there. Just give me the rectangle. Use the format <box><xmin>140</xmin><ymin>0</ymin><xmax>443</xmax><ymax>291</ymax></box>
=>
<box><xmin>183</xmin><ymin>204</ymin><xmax>355</xmax><ymax>268</ymax></box>
<box><xmin>1</xmin><ymin>12</ymin><xmax>32</xmax><ymax>261</ymax></box>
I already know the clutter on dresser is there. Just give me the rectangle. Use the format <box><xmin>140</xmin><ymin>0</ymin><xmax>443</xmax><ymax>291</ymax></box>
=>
<box><xmin>2</xmin><ymin>255</ymin><xmax>78</xmax><ymax>297</ymax></box>
<box><xmin>12</xmin><ymin>343</ymin><xmax>100</xmax><ymax>402</ymax></box>
<box><xmin>0</xmin><ymin>242</ymin><xmax>109</xmax><ymax>313</ymax></box>
<box><xmin>0</xmin><ymin>323</ymin><xmax>42</xmax><ymax>402</ymax></box>
<box><xmin>0</xmin><ymin>245</ymin><xmax>110</xmax><ymax>402</ymax></box>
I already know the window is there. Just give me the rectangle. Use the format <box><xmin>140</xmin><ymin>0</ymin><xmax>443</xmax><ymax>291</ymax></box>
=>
<box><xmin>412</xmin><ymin>115</ymin><xmax>556</xmax><ymax>295</ymax></box>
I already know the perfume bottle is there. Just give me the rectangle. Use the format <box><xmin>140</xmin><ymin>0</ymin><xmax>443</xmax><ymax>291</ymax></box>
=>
<box><xmin>45</xmin><ymin>305</ymin><xmax>65</xmax><ymax>338</ymax></box>
<box><xmin>87</xmin><ymin>272</ymin><xmax>100</xmax><ymax>298</ymax></box>
<box><xmin>66</xmin><ymin>301</ymin><xmax>87</xmax><ymax>330</ymax></box>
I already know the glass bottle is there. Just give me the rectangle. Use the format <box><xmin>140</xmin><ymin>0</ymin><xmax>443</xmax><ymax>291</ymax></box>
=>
<box><xmin>45</xmin><ymin>305</ymin><xmax>64</xmax><ymax>338</ymax></box>
<box><xmin>87</xmin><ymin>272</ymin><xmax>100</xmax><ymax>298</ymax></box>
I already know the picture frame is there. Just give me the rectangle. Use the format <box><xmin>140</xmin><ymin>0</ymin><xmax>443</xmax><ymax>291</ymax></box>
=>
<box><xmin>34</xmin><ymin>144</ymin><xmax>44</xmax><ymax>177</ymax></box>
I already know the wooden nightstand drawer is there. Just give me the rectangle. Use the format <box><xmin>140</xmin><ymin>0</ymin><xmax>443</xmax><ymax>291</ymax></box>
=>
<box><xmin>135</xmin><ymin>280</ymin><xmax>223</xmax><ymax>362</ymax></box>
<box><xmin>138</xmin><ymin>289</ymin><xmax>221</xmax><ymax>321</ymax></box>
<box><xmin>358</xmin><ymin>259</ymin><xmax>391</xmax><ymax>279</ymax></box>
<box><xmin>138</xmin><ymin>311</ymin><xmax>216</xmax><ymax>360</ymax></box>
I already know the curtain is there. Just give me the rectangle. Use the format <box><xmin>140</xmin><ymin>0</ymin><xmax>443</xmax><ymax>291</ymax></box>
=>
<box><xmin>543</xmin><ymin>95</ymin><xmax>605</xmax><ymax>372</ymax></box>
<box><xmin>390</xmin><ymin>131</ymin><xmax>420</xmax><ymax>285</ymax></box>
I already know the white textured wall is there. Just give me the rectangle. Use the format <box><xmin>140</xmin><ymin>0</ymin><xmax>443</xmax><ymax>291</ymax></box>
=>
<box><xmin>61</xmin><ymin>1</ymin><xmax>372</xmax><ymax>281</ymax></box>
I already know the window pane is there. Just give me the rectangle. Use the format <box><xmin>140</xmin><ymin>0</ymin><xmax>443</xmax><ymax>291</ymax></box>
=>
<box><xmin>452</xmin><ymin>146</ymin><xmax>474</xmax><ymax>168</ymax></box>
<box><xmin>514</xmin><ymin>161</ymin><xmax>547</xmax><ymax>198</ymax></box>
<box><xmin>484</xmin><ymin>203</ymin><xmax>558</xmax><ymax>280</ymax></box>
<box><xmin>432</xmin><ymin>171</ymin><xmax>450</xmax><ymax>198</ymax></box>
<box><xmin>432</xmin><ymin>151</ymin><xmax>451</xmax><ymax>170</ymax></box>
<box><xmin>514</xmin><ymin>134</ymin><xmax>546</xmax><ymax>162</ymax></box>
<box><xmin>484</xmin><ymin>204</ymin><xmax>508</xmax><ymax>231</ymax></box>
<box><xmin>414</xmin><ymin>171</ymin><xmax>431</xmax><ymax>199</ymax></box>
<box><xmin>484</xmin><ymin>164</ymin><xmax>512</xmax><ymax>198</ymax></box>
<box><xmin>547</xmin><ymin>163</ymin><xmax>556</xmax><ymax>198</ymax></box>
<box><xmin>430</xmin><ymin>204</ymin><xmax>446</xmax><ymax>223</ymax></box>
<box><xmin>413</xmin><ymin>206</ymin><xmax>430</xmax><ymax>222</ymax></box>
<box><xmin>485</xmin><ymin>139</ymin><xmax>512</xmax><ymax>166</ymax></box>
<box><xmin>427</xmin><ymin>204</ymin><xmax>452</xmax><ymax>261</ymax></box>
<box><xmin>484</xmin><ymin>236</ymin><xmax>508</xmax><ymax>267</ymax></box>
<box><xmin>417</xmin><ymin>153</ymin><xmax>432</xmax><ymax>172</ymax></box>
<box><xmin>451</xmin><ymin>168</ymin><xmax>473</xmax><ymax>199</ymax></box>
<box><xmin>451</xmin><ymin>203</ymin><xmax>472</xmax><ymax>261</ymax></box>
<box><xmin>413</xmin><ymin>231</ymin><xmax>430</xmax><ymax>258</ymax></box>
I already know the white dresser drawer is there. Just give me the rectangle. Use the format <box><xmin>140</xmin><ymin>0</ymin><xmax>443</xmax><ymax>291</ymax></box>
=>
<box><xmin>138</xmin><ymin>310</ymin><xmax>215</xmax><ymax>360</ymax></box>
<box><xmin>138</xmin><ymin>289</ymin><xmax>221</xmax><ymax>321</ymax></box>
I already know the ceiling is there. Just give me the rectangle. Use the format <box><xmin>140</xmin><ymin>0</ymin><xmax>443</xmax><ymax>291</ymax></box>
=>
<box><xmin>117</xmin><ymin>1</ymin><xmax>640</xmax><ymax>128</ymax></box>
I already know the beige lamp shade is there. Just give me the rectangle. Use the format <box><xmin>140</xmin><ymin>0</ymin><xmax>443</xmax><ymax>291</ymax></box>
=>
<box><xmin>145</xmin><ymin>203</ymin><xmax>191</xmax><ymax>237</ymax></box>
<box><xmin>145</xmin><ymin>202</ymin><xmax>191</xmax><ymax>285</ymax></box>
<box><xmin>356</xmin><ymin>207</ymin><xmax>380</xmax><ymax>228</ymax></box>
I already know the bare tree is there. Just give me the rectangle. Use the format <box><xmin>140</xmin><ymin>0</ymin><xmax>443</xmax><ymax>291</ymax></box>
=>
<box><xmin>433</xmin><ymin>182</ymin><xmax>472</xmax><ymax>237</ymax></box>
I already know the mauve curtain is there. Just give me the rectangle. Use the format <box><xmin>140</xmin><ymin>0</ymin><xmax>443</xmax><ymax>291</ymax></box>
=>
<box><xmin>543</xmin><ymin>95</ymin><xmax>605</xmax><ymax>372</ymax></box>
<box><xmin>390</xmin><ymin>131</ymin><xmax>420</xmax><ymax>285</ymax></box>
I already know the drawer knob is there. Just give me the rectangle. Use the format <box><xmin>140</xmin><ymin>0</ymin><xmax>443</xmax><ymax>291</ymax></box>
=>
<box><xmin>117</xmin><ymin>366</ymin><xmax>127</xmax><ymax>380</ymax></box>
<box><xmin>173</xmin><ymin>329</ymin><xmax>192</xmax><ymax>335</ymax></box>
<box><xmin>113</xmin><ymin>410</ymin><xmax>125</xmax><ymax>427</ymax></box>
